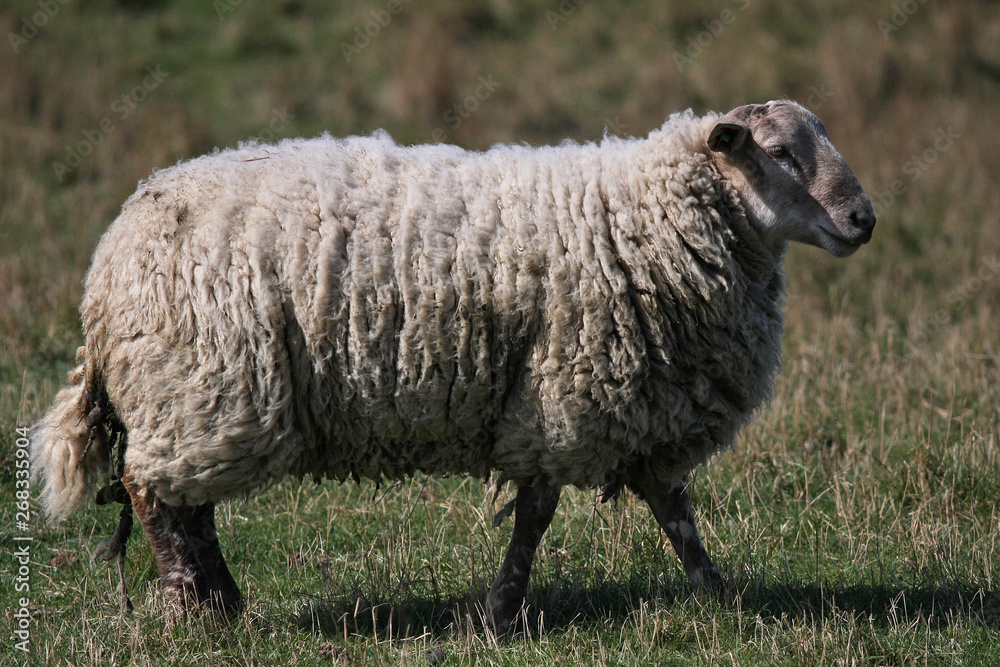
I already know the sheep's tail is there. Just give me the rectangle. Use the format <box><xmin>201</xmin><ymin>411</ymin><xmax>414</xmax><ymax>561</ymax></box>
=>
<box><xmin>30</xmin><ymin>348</ymin><xmax>118</xmax><ymax>521</ymax></box>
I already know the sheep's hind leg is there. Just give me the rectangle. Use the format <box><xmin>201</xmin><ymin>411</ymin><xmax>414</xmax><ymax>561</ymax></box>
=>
<box><xmin>628</xmin><ymin>468</ymin><xmax>723</xmax><ymax>593</ymax></box>
<box><xmin>485</xmin><ymin>481</ymin><xmax>561</xmax><ymax>632</ymax></box>
<box><xmin>122</xmin><ymin>468</ymin><xmax>210</xmax><ymax>613</ymax></box>
<box><xmin>177</xmin><ymin>503</ymin><xmax>244</xmax><ymax>615</ymax></box>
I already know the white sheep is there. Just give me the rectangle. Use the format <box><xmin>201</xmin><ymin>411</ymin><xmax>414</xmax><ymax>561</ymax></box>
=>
<box><xmin>31</xmin><ymin>99</ymin><xmax>875</xmax><ymax>630</ymax></box>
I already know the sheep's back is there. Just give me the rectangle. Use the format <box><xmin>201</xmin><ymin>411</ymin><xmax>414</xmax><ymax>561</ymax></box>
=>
<box><xmin>83</xmin><ymin>138</ymin><xmax>576</xmax><ymax>502</ymax></box>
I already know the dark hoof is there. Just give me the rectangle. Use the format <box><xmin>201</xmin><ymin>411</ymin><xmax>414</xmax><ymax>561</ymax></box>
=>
<box><xmin>484</xmin><ymin>588</ymin><xmax>526</xmax><ymax>634</ymax></box>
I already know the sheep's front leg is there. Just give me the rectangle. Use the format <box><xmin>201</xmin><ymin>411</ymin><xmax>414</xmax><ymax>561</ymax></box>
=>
<box><xmin>485</xmin><ymin>481</ymin><xmax>561</xmax><ymax>632</ymax></box>
<box><xmin>177</xmin><ymin>503</ymin><xmax>243</xmax><ymax>615</ymax></box>
<box><xmin>122</xmin><ymin>468</ymin><xmax>210</xmax><ymax>612</ymax></box>
<box><xmin>628</xmin><ymin>468</ymin><xmax>723</xmax><ymax>592</ymax></box>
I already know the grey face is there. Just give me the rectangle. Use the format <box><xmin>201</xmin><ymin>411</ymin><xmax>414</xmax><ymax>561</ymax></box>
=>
<box><xmin>707</xmin><ymin>100</ymin><xmax>876</xmax><ymax>257</ymax></box>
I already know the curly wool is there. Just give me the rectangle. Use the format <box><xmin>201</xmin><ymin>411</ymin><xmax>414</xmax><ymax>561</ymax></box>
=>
<box><xmin>40</xmin><ymin>110</ymin><xmax>785</xmax><ymax>511</ymax></box>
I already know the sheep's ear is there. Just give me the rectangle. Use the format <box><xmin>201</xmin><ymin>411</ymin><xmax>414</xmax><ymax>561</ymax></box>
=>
<box><xmin>707</xmin><ymin>121</ymin><xmax>750</xmax><ymax>154</ymax></box>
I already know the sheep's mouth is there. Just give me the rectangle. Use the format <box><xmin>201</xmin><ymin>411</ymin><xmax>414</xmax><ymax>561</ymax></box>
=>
<box><xmin>818</xmin><ymin>226</ymin><xmax>864</xmax><ymax>257</ymax></box>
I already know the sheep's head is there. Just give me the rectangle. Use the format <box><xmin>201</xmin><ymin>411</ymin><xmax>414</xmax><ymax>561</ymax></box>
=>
<box><xmin>707</xmin><ymin>100</ymin><xmax>875</xmax><ymax>257</ymax></box>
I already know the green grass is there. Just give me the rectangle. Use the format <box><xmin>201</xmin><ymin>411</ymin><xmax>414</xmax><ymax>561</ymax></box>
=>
<box><xmin>3</xmin><ymin>0</ymin><xmax>1000</xmax><ymax>664</ymax></box>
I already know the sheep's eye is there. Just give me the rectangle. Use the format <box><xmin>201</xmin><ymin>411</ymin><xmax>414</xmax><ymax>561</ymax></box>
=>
<box><xmin>766</xmin><ymin>146</ymin><xmax>787</xmax><ymax>158</ymax></box>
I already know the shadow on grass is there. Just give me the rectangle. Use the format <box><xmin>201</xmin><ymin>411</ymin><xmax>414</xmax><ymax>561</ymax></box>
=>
<box><xmin>723</xmin><ymin>576</ymin><xmax>1000</xmax><ymax>629</ymax></box>
<box><xmin>288</xmin><ymin>571</ymin><xmax>1000</xmax><ymax>639</ymax></box>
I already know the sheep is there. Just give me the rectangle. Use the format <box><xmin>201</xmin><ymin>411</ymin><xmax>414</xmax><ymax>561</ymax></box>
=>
<box><xmin>31</xmin><ymin>99</ymin><xmax>875</xmax><ymax>630</ymax></box>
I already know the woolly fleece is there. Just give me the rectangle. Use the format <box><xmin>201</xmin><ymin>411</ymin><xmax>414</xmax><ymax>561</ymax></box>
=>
<box><xmin>34</xmin><ymin>110</ymin><xmax>785</xmax><ymax>514</ymax></box>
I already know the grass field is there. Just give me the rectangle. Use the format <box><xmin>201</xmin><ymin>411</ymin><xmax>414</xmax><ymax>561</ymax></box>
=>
<box><xmin>2</xmin><ymin>0</ymin><xmax>999</xmax><ymax>664</ymax></box>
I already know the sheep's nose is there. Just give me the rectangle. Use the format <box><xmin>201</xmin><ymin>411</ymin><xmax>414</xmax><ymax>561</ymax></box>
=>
<box><xmin>849</xmin><ymin>208</ymin><xmax>875</xmax><ymax>232</ymax></box>
<box><xmin>847</xmin><ymin>198</ymin><xmax>876</xmax><ymax>242</ymax></box>
<box><xmin>850</xmin><ymin>209</ymin><xmax>875</xmax><ymax>243</ymax></box>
